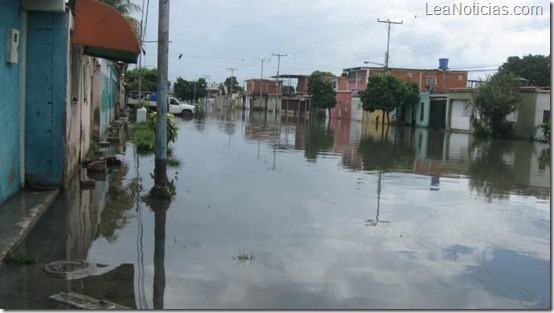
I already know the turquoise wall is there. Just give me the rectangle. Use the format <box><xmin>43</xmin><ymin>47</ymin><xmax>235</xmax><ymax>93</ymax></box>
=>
<box><xmin>415</xmin><ymin>92</ymin><xmax>430</xmax><ymax>128</ymax></box>
<box><xmin>25</xmin><ymin>11</ymin><xmax>68</xmax><ymax>185</ymax></box>
<box><xmin>100</xmin><ymin>61</ymin><xmax>118</xmax><ymax>140</ymax></box>
<box><xmin>0</xmin><ymin>0</ymin><xmax>22</xmax><ymax>202</ymax></box>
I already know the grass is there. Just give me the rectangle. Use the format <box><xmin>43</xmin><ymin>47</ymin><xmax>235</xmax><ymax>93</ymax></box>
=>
<box><xmin>167</xmin><ymin>157</ymin><xmax>182</xmax><ymax>168</ymax></box>
<box><xmin>129</xmin><ymin>122</ymin><xmax>156</xmax><ymax>153</ymax></box>
<box><xmin>4</xmin><ymin>252</ymin><xmax>39</xmax><ymax>265</ymax></box>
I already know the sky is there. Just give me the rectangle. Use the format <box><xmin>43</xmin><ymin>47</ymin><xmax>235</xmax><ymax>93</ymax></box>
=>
<box><xmin>131</xmin><ymin>0</ymin><xmax>551</xmax><ymax>86</ymax></box>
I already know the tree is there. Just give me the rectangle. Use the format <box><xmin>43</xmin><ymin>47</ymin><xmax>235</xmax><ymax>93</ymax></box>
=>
<box><xmin>498</xmin><ymin>54</ymin><xmax>550</xmax><ymax>87</ymax></box>
<box><xmin>99</xmin><ymin>0</ymin><xmax>141</xmax><ymax>39</ymax></box>
<box><xmin>307</xmin><ymin>71</ymin><xmax>336</xmax><ymax>119</ymax></box>
<box><xmin>173</xmin><ymin>77</ymin><xmax>207</xmax><ymax>102</ymax></box>
<box><xmin>224</xmin><ymin>76</ymin><xmax>243</xmax><ymax>93</ymax></box>
<box><xmin>360</xmin><ymin>74</ymin><xmax>419</xmax><ymax>126</ymax></box>
<box><xmin>125</xmin><ymin>67</ymin><xmax>157</xmax><ymax>92</ymax></box>
<box><xmin>282</xmin><ymin>85</ymin><xmax>295</xmax><ymax>94</ymax></box>
<box><xmin>472</xmin><ymin>73</ymin><xmax>522</xmax><ymax>138</ymax></box>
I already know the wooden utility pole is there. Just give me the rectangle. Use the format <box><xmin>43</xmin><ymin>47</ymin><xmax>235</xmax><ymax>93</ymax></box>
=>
<box><xmin>377</xmin><ymin>19</ymin><xmax>402</xmax><ymax>74</ymax></box>
<box><xmin>154</xmin><ymin>0</ymin><xmax>170</xmax><ymax>190</ymax></box>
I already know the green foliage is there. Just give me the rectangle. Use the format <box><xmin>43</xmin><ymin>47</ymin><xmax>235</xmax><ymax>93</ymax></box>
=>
<box><xmin>5</xmin><ymin>252</ymin><xmax>39</xmax><ymax>265</ymax></box>
<box><xmin>167</xmin><ymin>157</ymin><xmax>182</xmax><ymax>168</ymax></box>
<box><xmin>538</xmin><ymin>147</ymin><xmax>550</xmax><ymax>169</ymax></box>
<box><xmin>125</xmin><ymin>67</ymin><xmax>157</xmax><ymax>92</ymax></box>
<box><xmin>135</xmin><ymin>100</ymin><xmax>150</xmax><ymax>111</ymax></box>
<box><xmin>468</xmin><ymin>140</ymin><xmax>515</xmax><ymax>202</ymax></box>
<box><xmin>130</xmin><ymin>113</ymin><xmax>178</xmax><ymax>153</ymax></box>
<box><xmin>173</xmin><ymin>77</ymin><xmax>207</xmax><ymax>102</ymax></box>
<box><xmin>360</xmin><ymin>75</ymin><xmax>419</xmax><ymax>121</ymax></box>
<box><xmin>303</xmin><ymin>120</ymin><xmax>334</xmax><ymax>162</ymax></box>
<box><xmin>498</xmin><ymin>54</ymin><xmax>550</xmax><ymax>87</ymax></box>
<box><xmin>224</xmin><ymin>76</ymin><xmax>244</xmax><ymax>93</ymax></box>
<box><xmin>130</xmin><ymin>122</ymin><xmax>156</xmax><ymax>152</ymax></box>
<box><xmin>307</xmin><ymin>71</ymin><xmax>336</xmax><ymax>114</ymax></box>
<box><xmin>282</xmin><ymin>85</ymin><xmax>295</xmax><ymax>94</ymax></box>
<box><xmin>472</xmin><ymin>73</ymin><xmax>522</xmax><ymax>139</ymax></box>
<box><xmin>540</xmin><ymin>122</ymin><xmax>550</xmax><ymax>142</ymax></box>
<box><xmin>99</xmin><ymin>0</ymin><xmax>141</xmax><ymax>38</ymax></box>
<box><xmin>147</xmin><ymin>112</ymin><xmax>178</xmax><ymax>144</ymax></box>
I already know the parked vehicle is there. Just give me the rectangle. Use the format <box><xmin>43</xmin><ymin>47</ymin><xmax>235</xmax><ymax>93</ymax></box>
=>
<box><xmin>127</xmin><ymin>92</ymin><xmax>195</xmax><ymax>117</ymax></box>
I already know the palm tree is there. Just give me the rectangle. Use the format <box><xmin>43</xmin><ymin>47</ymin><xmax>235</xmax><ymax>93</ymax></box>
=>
<box><xmin>100</xmin><ymin>0</ymin><xmax>142</xmax><ymax>39</ymax></box>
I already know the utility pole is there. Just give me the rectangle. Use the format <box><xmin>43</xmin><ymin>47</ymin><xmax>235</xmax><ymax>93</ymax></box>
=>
<box><xmin>154</xmin><ymin>0</ymin><xmax>170</xmax><ymax>192</ymax></box>
<box><xmin>258</xmin><ymin>58</ymin><xmax>269</xmax><ymax>106</ymax></box>
<box><xmin>271</xmin><ymin>53</ymin><xmax>287</xmax><ymax>95</ymax></box>
<box><xmin>226</xmin><ymin>67</ymin><xmax>238</xmax><ymax>94</ymax></box>
<box><xmin>377</xmin><ymin>19</ymin><xmax>402</xmax><ymax>74</ymax></box>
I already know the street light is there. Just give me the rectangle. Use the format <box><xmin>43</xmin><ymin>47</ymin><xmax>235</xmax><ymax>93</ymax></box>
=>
<box><xmin>364</xmin><ymin>61</ymin><xmax>385</xmax><ymax>67</ymax></box>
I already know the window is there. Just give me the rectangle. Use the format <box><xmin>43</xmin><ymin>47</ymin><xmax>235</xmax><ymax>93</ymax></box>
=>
<box><xmin>420</xmin><ymin>102</ymin><xmax>424</xmax><ymax>121</ymax></box>
<box><xmin>543</xmin><ymin>110</ymin><xmax>550</xmax><ymax>123</ymax></box>
<box><xmin>426</xmin><ymin>76</ymin><xmax>436</xmax><ymax>87</ymax></box>
<box><xmin>407</xmin><ymin>72</ymin><xmax>413</xmax><ymax>78</ymax></box>
<box><xmin>458</xmin><ymin>75</ymin><xmax>464</xmax><ymax>81</ymax></box>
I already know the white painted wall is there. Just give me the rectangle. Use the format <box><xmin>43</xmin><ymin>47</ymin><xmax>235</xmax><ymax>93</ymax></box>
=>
<box><xmin>450</xmin><ymin>100</ymin><xmax>472</xmax><ymax>131</ymax></box>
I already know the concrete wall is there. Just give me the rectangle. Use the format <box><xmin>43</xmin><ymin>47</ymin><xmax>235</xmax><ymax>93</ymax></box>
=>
<box><xmin>533</xmin><ymin>92</ymin><xmax>550</xmax><ymax>141</ymax></box>
<box><xmin>0</xmin><ymin>0</ymin><xmax>22</xmax><ymax>202</ymax></box>
<box><xmin>65</xmin><ymin>46</ymin><xmax>95</xmax><ymax>186</ymax></box>
<box><xmin>25</xmin><ymin>11</ymin><xmax>68</xmax><ymax>186</ymax></box>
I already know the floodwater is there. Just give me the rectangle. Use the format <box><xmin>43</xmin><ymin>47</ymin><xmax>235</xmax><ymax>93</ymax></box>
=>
<box><xmin>0</xmin><ymin>109</ymin><xmax>550</xmax><ymax>309</ymax></box>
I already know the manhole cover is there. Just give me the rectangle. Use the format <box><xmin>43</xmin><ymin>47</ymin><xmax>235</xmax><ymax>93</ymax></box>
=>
<box><xmin>44</xmin><ymin>260</ymin><xmax>97</xmax><ymax>280</ymax></box>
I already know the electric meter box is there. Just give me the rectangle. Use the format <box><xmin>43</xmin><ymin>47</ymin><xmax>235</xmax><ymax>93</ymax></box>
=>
<box><xmin>6</xmin><ymin>28</ymin><xmax>20</xmax><ymax>64</ymax></box>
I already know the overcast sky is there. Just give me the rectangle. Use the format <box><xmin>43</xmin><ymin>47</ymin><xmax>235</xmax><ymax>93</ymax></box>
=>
<box><xmin>131</xmin><ymin>0</ymin><xmax>550</xmax><ymax>85</ymax></box>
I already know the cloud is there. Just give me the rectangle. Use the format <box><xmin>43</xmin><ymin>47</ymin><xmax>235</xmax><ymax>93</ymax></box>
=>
<box><xmin>134</xmin><ymin>0</ymin><xmax>550</xmax><ymax>83</ymax></box>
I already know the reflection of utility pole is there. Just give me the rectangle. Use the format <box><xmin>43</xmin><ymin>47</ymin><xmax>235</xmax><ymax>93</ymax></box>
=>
<box><xmin>366</xmin><ymin>170</ymin><xmax>390</xmax><ymax>226</ymax></box>
<box><xmin>153</xmin><ymin>203</ymin><xmax>168</xmax><ymax>309</ymax></box>
<box><xmin>377</xmin><ymin>19</ymin><xmax>403</xmax><ymax>74</ymax></box>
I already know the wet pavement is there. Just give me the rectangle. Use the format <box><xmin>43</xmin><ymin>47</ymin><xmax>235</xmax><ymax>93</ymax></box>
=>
<box><xmin>0</xmin><ymin>109</ymin><xmax>550</xmax><ymax>309</ymax></box>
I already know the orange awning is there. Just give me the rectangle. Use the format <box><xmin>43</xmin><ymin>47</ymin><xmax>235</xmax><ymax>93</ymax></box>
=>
<box><xmin>72</xmin><ymin>0</ymin><xmax>140</xmax><ymax>63</ymax></box>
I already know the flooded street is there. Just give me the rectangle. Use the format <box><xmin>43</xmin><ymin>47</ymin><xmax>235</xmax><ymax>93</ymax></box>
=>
<box><xmin>0</xmin><ymin>109</ymin><xmax>550</xmax><ymax>309</ymax></box>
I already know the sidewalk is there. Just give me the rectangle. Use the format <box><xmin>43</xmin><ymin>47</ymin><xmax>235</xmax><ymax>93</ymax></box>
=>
<box><xmin>0</xmin><ymin>189</ymin><xmax>59</xmax><ymax>264</ymax></box>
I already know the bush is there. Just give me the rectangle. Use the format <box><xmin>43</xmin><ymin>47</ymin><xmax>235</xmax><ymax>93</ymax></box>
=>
<box><xmin>130</xmin><ymin>113</ymin><xmax>178</xmax><ymax>153</ymax></box>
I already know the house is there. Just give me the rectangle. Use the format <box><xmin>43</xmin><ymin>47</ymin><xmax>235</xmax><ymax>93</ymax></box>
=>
<box><xmin>0</xmin><ymin>0</ymin><xmax>139</xmax><ymax>204</ymax></box>
<box><xmin>445</xmin><ymin>86</ymin><xmax>551</xmax><ymax>141</ymax></box>
<box><xmin>331</xmin><ymin>59</ymin><xmax>468</xmax><ymax>128</ymax></box>
<box><xmin>278</xmin><ymin>75</ymin><xmax>311</xmax><ymax>117</ymax></box>
<box><xmin>245</xmin><ymin>79</ymin><xmax>281</xmax><ymax>112</ymax></box>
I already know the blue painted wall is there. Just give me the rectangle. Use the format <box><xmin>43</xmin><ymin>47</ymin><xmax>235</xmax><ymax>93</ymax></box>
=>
<box><xmin>0</xmin><ymin>0</ymin><xmax>22</xmax><ymax>202</ymax></box>
<box><xmin>25</xmin><ymin>11</ymin><xmax>68</xmax><ymax>185</ymax></box>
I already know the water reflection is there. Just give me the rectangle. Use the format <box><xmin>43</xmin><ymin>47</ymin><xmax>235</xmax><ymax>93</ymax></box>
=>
<box><xmin>0</xmin><ymin>110</ymin><xmax>549</xmax><ymax>309</ymax></box>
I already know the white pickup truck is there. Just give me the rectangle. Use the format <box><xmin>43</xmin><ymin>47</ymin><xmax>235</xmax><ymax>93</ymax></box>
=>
<box><xmin>127</xmin><ymin>93</ymin><xmax>196</xmax><ymax>117</ymax></box>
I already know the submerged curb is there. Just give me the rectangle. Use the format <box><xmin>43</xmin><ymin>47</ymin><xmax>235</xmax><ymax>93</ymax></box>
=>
<box><xmin>0</xmin><ymin>189</ymin><xmax>59</xmax><ymax>265</ymax></box>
